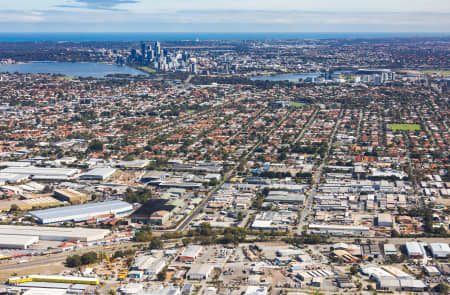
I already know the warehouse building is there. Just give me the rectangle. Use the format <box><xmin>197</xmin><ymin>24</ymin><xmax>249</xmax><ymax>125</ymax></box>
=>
<box><xmin>140</xmin><ymin>171</ymin><xmax>169</xmax><ymax>183</ymax></box>
<box><xmin>178</xmin><ymin>245</ymin><xmax>202</xmax><ymax>262</ymax></box>
<box><xmin>0</xmin><ymin>167</ymin><xmax>80</xmax><ymax>181</ymax></box>
<box><xmin>429</xmin><ymin>243</ymin><xmax>450</xmax><ymax>258</ymax></box>
<box><xmin>54</xmin><ymin>189</ymin><xmax>87</xmax><ymax>204</ymax></box>
<box><xmin>29</xmin><ymin>200</ymin><xmax>133</xmax><ymax>224</ymax></box>
<box><xmin>0</xmin><ymin>225</ymin><xmax>109</xmax><ymax>242</ymax></box>
<box><xmin>0</xmin><ymin>235</ymin><xmax>38</xmax><ymax>249</ymax></box>
<box><xmin>186</xmin><ymin>264</ymin><xmax>214</xmax><ymax>280</ymax></box>
<box><xmin>308</xmin><ymin>224</ymin><xmax>370</xmax><ymax>236</ymax></box>
<box><xmin>383</xmin><ymin>244</ymin><xmax>398</xmax><ymax>256</ymax></box>
<box><xmin>265</xmin><ymin>191</ymin><xmax>305</xmax><ymax>204</ymax></box>
<box><xmin>0</xmin><ymin>173</ymin><xmax>29</xmax><ymax>184</ymax></box>
<box><xmin>377</xmin><ymin>213</ymin><xmax>393</xmax><ymax>227</ymax></box>
<box><xmin>79</xmin><ymin>168</ymin><xmax>116</xmax><ymax>181</ymax></box>
<box><xmin>405</xmin><ymin>242</ymin><xmax>426</xmax><ymax>258</ymax></box>
<box><xmin>116</xmin><ymin>160</ymin><xmax>150</xmax><ymax>169</ymax></box>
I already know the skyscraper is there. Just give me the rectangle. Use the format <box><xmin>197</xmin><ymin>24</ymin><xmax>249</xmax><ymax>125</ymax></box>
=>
<box><xmin>155</xmin><ymin>41</ymin><xmax>161</xmax><ymax>56</ymax></box>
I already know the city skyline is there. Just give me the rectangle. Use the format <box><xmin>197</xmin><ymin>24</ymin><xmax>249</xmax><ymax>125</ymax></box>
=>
<box><xmin>1</xmin><ymin>0</ymin><xmax>450</xmax><ymax>32</ymax></box>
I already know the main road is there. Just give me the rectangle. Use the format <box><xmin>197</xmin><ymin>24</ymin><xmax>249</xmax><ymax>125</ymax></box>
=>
<box><xmin>298</xmin><ymin>108</ymin><xmax>344</xmax><ymax>233</ymax></box>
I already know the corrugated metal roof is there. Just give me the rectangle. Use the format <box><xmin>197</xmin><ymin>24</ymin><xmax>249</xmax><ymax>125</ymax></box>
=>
<box><xmin>30</xmin><ymin>200</ymin><xmax>132</xmax><ymax>223</ymax></box>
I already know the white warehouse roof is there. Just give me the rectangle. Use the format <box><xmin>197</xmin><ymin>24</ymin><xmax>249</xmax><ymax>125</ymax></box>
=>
<box><xmin>79</xmin><ymin>168</ymin><xmax>116</xmax><ymax>180</ymax></box>
<box><xmin>0</xmin><ymin>225</ymin><xmax>109</xmax><ymax>242</ymax></box>
<box><xmin>0</xmin><ymin>167</ymin><xmax>79</xmax><ymax>178</ymax></box>
<box><xmin>429</xmin><ymin>243</ymin><xmax>450</xmax><ymax>258</ymax></box>
<box><xmin>0</xmin><ymin>234</ymin><xmax>39</xmax><ymax>249</ymax></box>
<box><xmin>30</xmin><ymin>200</ymin><xmax>133</xmax><ymax>224</ymax></box>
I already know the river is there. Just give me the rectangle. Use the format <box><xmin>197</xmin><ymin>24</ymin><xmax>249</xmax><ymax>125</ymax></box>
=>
<box><xmin>0</xmin><ymin>62</ymin><xmax>146</xmax><ymax>78</ymax></box>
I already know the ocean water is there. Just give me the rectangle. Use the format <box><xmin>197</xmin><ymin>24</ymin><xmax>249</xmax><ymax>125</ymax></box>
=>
<box><xmin>0</xmin><ymin>32</ymin><xmax>447</xmax><ymax>42</ymax></box>
<box><xmin>0</xmin><ymin>62</ymin><xmax>146</xmax><ymax>78</ymax></box>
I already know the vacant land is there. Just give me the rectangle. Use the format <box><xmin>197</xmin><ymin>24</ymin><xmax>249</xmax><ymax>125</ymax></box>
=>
<box><xmin>388</xmin><ymin>124</ymin><xmax>421</xmax><ymax>131</ymax></box>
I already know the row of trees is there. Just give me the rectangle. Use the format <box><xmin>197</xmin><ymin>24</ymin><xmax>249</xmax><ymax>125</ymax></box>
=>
<box><xmin>66</xmin><ymin>251</ymin><xmax>99</xmax><ymax>267</ymax></box>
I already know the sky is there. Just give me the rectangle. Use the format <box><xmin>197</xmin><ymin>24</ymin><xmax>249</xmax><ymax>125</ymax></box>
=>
<box><xmin>1</xmin><ymin>0</ymin><xmax>449</xmax><ymax>32</ymax></box>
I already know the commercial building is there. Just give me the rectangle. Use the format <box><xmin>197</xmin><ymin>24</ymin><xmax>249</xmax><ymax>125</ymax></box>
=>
<box><xmin>308</xmin><ymin>224</ymin><xmax>370</xmax><ymax>236</ymax></box>
<box><xmin>424</xmin><ymin>266</ymin><xmax>440</xmax><ymax>276</ymax></box>
<box><xmin>186</xmin><ymin>264</ymin><xmax>214</xmax><ymax>280</ymax></box>
<box><xmin>0</xmin><ymin>225</ymin><xmax>109</xmax><ymax>242</ymax></box>
<box><xmin>0</xmin><ymin>235</ymin><xmax>38</xmax><ymax>249</ymax></box>
<box><xmin>377</xmin><ymin>213</ymin><xmax>393</xmax><ymax>227</ymax></box>
<box><xmin>429</xmin><ymin>243</ymin><xmax>450</xmax><ymax>258</ymax></box>
<box><xmin>79</xmin><ymin>168</ymin><xmax>116</xmax><ymax>181</ymax></box>
<box><xmin>178</xmin><ymin>245</ymin><xmax>202</xmax><ymax>262</ymax></box>
<box><xmin>405</xmin><ymin>242</ymin><xmax>426</xmax><ymax>258</ymax></box>
<box><xmin>383</xmin><ymin>244</ymin><xmax>398</xmax><ymax>256</ymax></box>
<box><xmin>30</xmin><ymin>200</ymin><xmax>133</xmax><ymax>224</ymax></box>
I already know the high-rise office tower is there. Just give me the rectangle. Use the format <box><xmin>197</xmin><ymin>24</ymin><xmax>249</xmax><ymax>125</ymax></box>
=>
<box><xmin>155</xmin><ymin>41</ymin><xmax>161</xmax><ymax>56</ymax></box>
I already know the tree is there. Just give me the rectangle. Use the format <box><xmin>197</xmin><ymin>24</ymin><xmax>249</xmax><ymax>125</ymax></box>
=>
<box><xmin>149</xmin><ymin>237</ymin><xmax>163</xmax><ymax>249</ymax></box>
<box><xmin>157</xmin><ymin>265</ymin><xmax>168</xmax><ymax>281</ymax></box>
<box><xmin>81</xmin><ymin>252</ymin><xmax>98</xmax><ymax>265</ymax></box>
<box><xmin>124</xmin><ymin>188</ymin><xmax>152</xmax><ymax>204</ymax></box>
<box><xmin>197</xmin><ymin>222</ymin><xmax>213</xmax><ymax>236</ymax></box>
<box><xmin>88</xmin><ymin>140</ymin><xmax>103</xmax><ymax>152</ymax></box>
<box><xmin>135</xmin><ymin>229</ymin><xmax>152</xmax><ymax>242</ymax></box>
<box><xmin>182</xmin><ymin>238</ymin><xmax>191</xmax><ymax>246</ymax></box>
<box><xmin>66</xmin><ymin>255</ymin><xmax>82</xmax><ymax>267</ymax></box>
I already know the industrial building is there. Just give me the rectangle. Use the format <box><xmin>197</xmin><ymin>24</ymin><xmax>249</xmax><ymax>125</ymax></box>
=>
<box><xmin>0</xmin><ymin>173</ymin><xmax>29</xmax><ymax>184</ymax></box>
<box><xmin>0</xmin><ymin>167</ymin><xmax>80</xmax><ymax>181</ymax></box>
<box><xmin>140</xmin><ymin>171</ymin><xmax>169</xmax><ymax>183</ymax></box>
<box><xmin>265</xmin><ymin>191</ymin><xmax>305</xmax><ymax>204</ymax></box>
<box><xmin>0</xmin><ymin>234</ymin><xmax>38</xmax><ymax>249</ymax></box>
<box><xmin>178</xmin><ymin>245</ymin><xmax>202</xmax><ymax>262</ymax></box>
<box><xmin>383</xmin><ymin>244</ymin><xmax>398</xmax><ymax>256</ymax></box>
<box><xmin>308</xmin><ymin>224</ymin><xmax>370</xmax><ymax>236</ymax></box>
<box><xmin>30</xmin><ymin>200</ymin><xmax>133</xmax><ymax>224</ymax></box>
<box><xmin>116</xmin><ymin>160</ymin><xmax>150</xmax><ymax>169</ymax></box>
<box><xmin>377</xmin><ymin>213</ymin><xmax>393</xmax><ymax>227</ymax></box>
<box><xmin>79</xmin><ymin>167</ymin><xmax>117</xmax><ymax>181</ymax></box>
<box><xmin>54</xmin><ymin>189</ymin><xmax>87</xmax><ymax>204</ymax></box>
<box><xmin>0</xmin><ymin>225</ymin><xmax>109</xmax><ymax>242</ymax></box>
<box><xmin>186</xmin><ymin>264</ymin><xmax>214</xmax><ymax>280</ymax></box>
<box><xmin>429</xmin><ymin>243</ymin><xmax>450</xmax><ymax>258</ymax></box>
<box><xmin>405</xmin><ymin>242</ymin><xmax>426</xmax><ymax>258</ymax></box>
<box><xmin>131</xmin><ymin>199</ymin><xmax>182</xmax><ymax>225</ymax></box>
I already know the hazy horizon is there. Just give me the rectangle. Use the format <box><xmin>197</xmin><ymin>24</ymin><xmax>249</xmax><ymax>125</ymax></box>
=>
<box><xmin>1</xmin><ymin>0</ymin><xmax>450</xmax><ymax>33</ymax></box>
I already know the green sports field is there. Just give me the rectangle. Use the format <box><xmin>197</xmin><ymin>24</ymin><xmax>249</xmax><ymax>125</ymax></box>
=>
<box><xmin>388</xmin><ymin>124</ymin><xmax>421</xmax><ymax>131</ymax></box>
<box><xmin>289</xmin><ymin>101</ymin><xmax>306</xmax><ymax>108</ymax></box>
